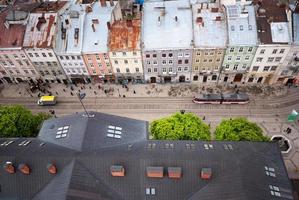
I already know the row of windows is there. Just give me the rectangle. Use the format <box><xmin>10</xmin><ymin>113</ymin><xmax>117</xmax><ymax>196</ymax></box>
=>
<box><xmin>195</xmin><ymin>51</ymin><xmax>223</xmax><ymax>56</ymax></box>
<box><xmin>59</xmin><ymin>55</ymin><xmax>82</xmax><ymax>60</ymax></box>
<box><xmin>227</xmin><ymin>55</ymin><xmax>251</xmax><ymax>62</ymax></box>
<box><xmin>65</xmin><ymin>68</ymin><xmax>87</xmax><ymax>74</ymax></box>
<box><xmin>33</xmin><ymin>61</ymin><xmax>58</xmax><ymax>66</ymax></box>
<box><xmin>255</xmin><ymin>57</ymin><xmax>282</xmax><ymax>63</ymax></box>
<box><xmin>252</xmin><ymin>66</ymin><xmax>277</xmax><ymax>72</ymax></box>
<box><xmin>195</xmin><ymin>58</ymin><xmax>221</xmax><ymax>63</ymax></box>
<box><xmin>146</xmin><ymin>59</ymin><xmax>189</xmax><ymax>65</ymax></box>
<box><xmin>8</xmin><ymin>69</ymin><xmax>36</xmax><ymax>75</ymax></box>
<box><xmin>194</xmin><ymin>66</ymin><xmax>219</xmax><ymax>71</ymax></box>
<box><xmin>0</xmin><ymin>60</ymin><xmax>31</xmax><ymax>66</ymax></box>
<box><xmin>112</xmin><ymin>51</ymin><xmax>137</xmax><ymax>57</ymax></box>
<box><xmin>147</xmin><ymin>66</ymin><xmax>189</xmax><ymax>73</ymax></box>
<box><xmin>39</xmin><ymin>70</ymin><xmax>63</xmax><ymax>76</ymax></box>
<box><xmin>224</xmin><ymin>64</ymin><xmax>248</xmax><ymax>70</ymax></box>
<box><xmin>62</xmin><ymin>62</ymin><xmax>85</xmax><ymax>67</ymax></box>
<box><xmin>259</xmin><ymin>48</ymin><xmax>285</xmax><ymax>55</ymax></box>
<box><xmin>229</xmin><ymin>47</ymin><xmax>253</xmax><ymax>53</ymax></box>
<box><xmin>116</xmin><ymin>67</ymin><xmax>140</xmax><ymax>73</ymax></box>
<box><xmin>145</xmin><ymin>52</ymin><xmax>190</xmax><ymax>58</ymax></box>
<box><xmin>0</xmin><ymin>54</ymin><xmax>26</xmax><ymax>59</ymax></box>
<box><xmin>114</xmin><ymin>59</ymin><xmax>139</xmax><ymax>65</ymax></box>
<box><xmin>28</xmin><ymin>52</ymin><xmax>53</xmax><ymax>58</ymax></box>
<box><xmin>87</xmin><ymin>54</ymin><xmax>109</xmax><ymax>61</ymax></box>
<box><xmin>231</xmin><ymin>25</ymin><xmax>253</xmax><ymax>32</ymax></box>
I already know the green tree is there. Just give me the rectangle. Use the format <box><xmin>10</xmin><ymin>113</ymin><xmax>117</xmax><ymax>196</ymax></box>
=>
<box><xmin>0</xmin><ymin>105</ymin><xmax>51</xmax><ymax>138</ymax></box>
<box><xmin>150</xmin><ymin>112</ymin><xmax>211</xmax><ymax>140</ymax></box>
<box><xmin>215</xmin><ymin>118</ymin><xmax>269</xmax><ymax>142</ymax></box>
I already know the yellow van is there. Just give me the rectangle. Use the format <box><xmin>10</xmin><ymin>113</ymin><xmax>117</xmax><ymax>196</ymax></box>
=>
<box><xmin>37</xmin><ymin>96</ymin><xmax>57</xmax><ymax>106</ymax></box>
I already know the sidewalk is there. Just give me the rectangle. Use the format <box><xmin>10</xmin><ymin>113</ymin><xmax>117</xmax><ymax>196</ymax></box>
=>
<box><xmin>0</xmin><ymin>82</ymin><xmax>294</xmax><ymax>99</ymax></box>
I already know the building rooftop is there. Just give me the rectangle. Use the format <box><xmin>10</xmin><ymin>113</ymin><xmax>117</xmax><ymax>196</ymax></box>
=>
<box><xmin>142</xmin><ymin>0</ymin><xmax>193</xmax><ymax>50</ymax></box>
<box><xmin>192</xmin><ymin>2</ymin><xmax>227</xmax><ymax>48</ymax></box>
<box><xmin>255</xmin><ymin>0</ymin><xmax>291</xmax><ymax>44</ymax></box>
<box><xmin>82</xmin><ymin>1</ymin><xmax>116</xmax><ymax>54</ymax></box>
<box><xmin>23</xmin><ymin>2</ymin><xmax>67</xmax><ymax>48</ymax></box>
<box><xmin>55</xmin><ymin>2</ymin><xmax>86</xmax><ymax>54</ymax></box>
<box><xmin>0</xmin><ymin>112</ymin><xmax>294</xmax><ymax>200</ymax></box>
<box><xmin>226</xmin><ymin>4</ymin><xmax>258</xmax><ymax>46</ymax></box>
<box><xmin>108</xmin><ymin>19</ymin><xmax>141</xmax><ymax>52</ymax></box>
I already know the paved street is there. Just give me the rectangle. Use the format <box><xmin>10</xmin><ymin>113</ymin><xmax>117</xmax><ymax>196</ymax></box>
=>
<box><xmin>1</xmin><ymin>83</ymin><xmax>299</xmax><ymax>178</ymax></box>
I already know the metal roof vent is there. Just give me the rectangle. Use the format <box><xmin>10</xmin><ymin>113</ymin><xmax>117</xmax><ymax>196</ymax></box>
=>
<box><xmin>168</xmin><ymin>167</ymin><xmax>182</xmax><ymax>178</ymax></box>
<box><xmin>201</xmin><ymin>168</ymin><xmax>212</xmax><ymax>179</ymax></box>
<box><xmin>147</xmin><ymin>166</ymin><xmax>164</xmax><ymax>178</ymax></box>
<box><xmin>110</xmin><ymin>165</ymin><xmax>125</xmax><ymax>177</ymax></box>
<box><xmin>3</xmin><ymin>162</ymin><xmax>15</xmax><ymax>174</ymax></box>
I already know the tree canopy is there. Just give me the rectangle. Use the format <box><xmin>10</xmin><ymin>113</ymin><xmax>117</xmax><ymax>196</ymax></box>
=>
<box><xmin>0</xmin><ymin>105</ymin><xmax>51</xmax><ymax>138</ymax></box>
<box><xmin>150</xmin><ymin>112</ymin><xmax>211</xmax><ymax>140</ymax></box>
<box><xmin>215</xmin><ymin>117</ymin><xmax>269</xmax><ymax>142</ymax></box>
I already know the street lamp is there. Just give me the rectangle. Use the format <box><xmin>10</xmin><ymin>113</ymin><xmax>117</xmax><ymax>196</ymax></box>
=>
<box><xmin>76</xmin><ymin>91</ymin><xmax>94</xmax><ymax>118</ymax></box>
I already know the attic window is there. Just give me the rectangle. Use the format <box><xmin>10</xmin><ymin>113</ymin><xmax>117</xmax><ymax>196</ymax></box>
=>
<box><xmin>92</xmin><ymin>19</ymin><xmax>99</xmax><ymax>24</ymax></box>
<box><xmin>0</xmin><ymin>140</ymin><xmax>14</xmax><ymax>146</ymax></box>
<box><xmin>107</xmin><ymin>125</ymin><xmax>122</xmax><ymax>139</ymax></box>
<box><xmin>269</xmin><ymin>185</ymin><xmax>281</xmax><ymax>197</ymax></box>
<box><xmin>185</xmin><ymin>143</ymin><xmax>195</xmax><ymax>150</ymax></box>
<box><xmin>18</xmin><ymin>140</ymin><xmax>31</xmax><ymax>146</ymax></box>
<box><xmin>56</xmin><ymin>125</ymin><xmax>70</xmax><ymax>139</ymax></box>
<box><xmin>146</xmin><ymin>187</ymin><xmax>156</xmax><ymax>195</ymax></box>
<box><xmin>265</xmin><ymin>166</ymin><xmax>276</xmax><ymax>177</ymax></box>
<box><xmin>164</xmin><ymin>143</ymin><xmax>174</xmax><ymax>149</ymax></box>
<box><xmin>231</xmin><ymin>25</ymin><xmax>235</xmax><ymax>31</ymax></box>
<box><xmin>223</xmin><ymin>144</ymin><xmax>233</xmax><ymax>150</ymax></box>
<box><xmin>204</xmin><ymin>144</ymin><xmax>213</xmax><ymax>150</ymax></box>
<box><xmin>147</xmin><ymin>143</ymin><xmax>156</xmax><ymax>149</ymax></box>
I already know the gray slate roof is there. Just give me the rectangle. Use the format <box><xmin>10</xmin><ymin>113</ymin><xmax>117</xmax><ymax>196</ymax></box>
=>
<box><xmin>0</xmin><ymin>112</ymin><xmax>294</xmax><ymax>200</ymax></box>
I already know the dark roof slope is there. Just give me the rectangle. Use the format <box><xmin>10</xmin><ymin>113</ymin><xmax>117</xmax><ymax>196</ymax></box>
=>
<box><xmin>0</xmin><ymin>112</ymin><xmax>294</xmax><ymax>200</ymax></box>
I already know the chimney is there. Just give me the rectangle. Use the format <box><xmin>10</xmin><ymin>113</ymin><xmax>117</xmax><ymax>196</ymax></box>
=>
<box><xmin>92</xmin><ymin>24</ymin><xmax>96</xmax><ymax>32</ymax></box>
<box><xmin>174</xmin><ymin>16</ymin><xmax>178</xmax><ymax>23</ymax></box>
<box><xmin>47</xmin><ymin>163</ymin><xmax>57</xmax><ymax>174</ymax></box>
<box><xmin>211</xmin><ymin>7</ymin><xmax>218</xmax><ymax>13</ymax></box>
<box><xmin>110</xmin><ymin>165</ymin><xmax>125</xmax><ymax>177</ymax></box>
<box><xmin>86</xmin><ymin>5</ymin><xmax>93</xmax><ymax>13</ymax></box>
<box><xmin>215</xmin><ymin>16</ymin><xmax>221</xmax><ymax>21</ymax></box>
<box><xmin>107</xmin><ymin>22</ymin><xmax>111</xmax><ymax>30</ymax></box>
<box><xmin>158</xmin><ymin>16</ymin><xmax>161</xmax><ymax>26</ymax></box>
<box><xmin>146</xmin><ymin>166</ymin><xmax>163</xmax><ymax>178</ymax></box>
<box><xmin>168</xmin><ymin>167</ymin><xmax>182</xmax><ymax>178</ymax></box>
<box><xmin>110</xmin><ymin>0</ymin><xmax>114</xmax><ymax>6</ymax></box>
<box><xmin>18</xmin><ymin>164</ymin><xmax>30</xmax><ymax>175</ymax></box>
<box><xmin>201</xmin><ymin>168</ymin><xmax>212</xmax><ymax>179</ymax></box>
<box><xmin>100</xmin><ymin>0</ymin><xmax>107</xmax><ymax>7</ymax></box>
<box><xmin>3</xmin><ymin>162</ymin><xmax>15</xmax><ymax>174</ymax></box>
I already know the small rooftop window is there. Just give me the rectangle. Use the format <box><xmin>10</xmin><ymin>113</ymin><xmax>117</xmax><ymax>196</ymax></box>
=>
<box><xmin>204</xmin><ymin>144</ymin><xmax>213</xmax><ymax>150</ymax></box>
<box><xmin>18</xmin><ymin>140</ymin><xmax>31</xmax><ymax>146</ymax></box>
<box><xmin>146</xmin><ymin>187</ymin><xmax>156</xmax><ymax>195</ymax></box>
<box><xmin>265</xmin><ymin>166</ymin><xmax>276</xmax><ymax>177</ymax></box>
<box><xmin>0</xmin><ymin>140</ymin><xmax>14</xmax><ymax>146</ymax></box>
<box><xmin>107</xmin><ymin>125</ymin><xmax>122</xmax><ymax>139</ymax></box>
<box><xmin>223</xmin><ymin>144</ymin><xmax>233</xmax><ymax>150</ymax></box>
<box><xmin>56</xmin><ymin>125</ymin><xmax>70</xmax><ymax>139</ymax></box>
<box><xmin>269</xmin><ymin>185</ymin><xmax>281</xmax><ymax>197</ymax></box>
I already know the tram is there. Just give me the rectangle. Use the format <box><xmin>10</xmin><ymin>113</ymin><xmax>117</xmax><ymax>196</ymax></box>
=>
<box><xmin>192</xmin><ymin>93</ymin><xmax>249</xmax><ymax>104</ymax></box>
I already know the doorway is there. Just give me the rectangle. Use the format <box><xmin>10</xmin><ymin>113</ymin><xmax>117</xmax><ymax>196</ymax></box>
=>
<box><xmin>150</xmin><ymin>77</ymin><xmax>156</xmax><ymax>83</ymax></box>
<box><xmin>179</xmin><ymin>75</ymin><xmax>185</xmax><ymax>82</ymax></box>
<box><xmin>164</xmin><ymin>76</ymin><xmax>171</xmax><ymax>83</ymax></box>
<box><xmin>233</xmin><ymin>74</ymin><xmax>243</xmax><ymax>82</ymax></box>
<box><xmin>203</xmin><ymin>75</ymin><xmax>207</xmax><ymax>83</ymax></box>
<box><xmin>257</xmin><ymin>77</ymin><xmax>263</xmax><ymax>83</ymax></box>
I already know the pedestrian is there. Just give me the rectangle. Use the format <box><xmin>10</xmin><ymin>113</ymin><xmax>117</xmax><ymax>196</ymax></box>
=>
<box><xmin>55</xmin><ymin>91</ymin><xmax>58</xmax><ymax>95</ymax></box>
<box><xmin>119</xmin><ymin>94</ymin><xmax>121</xmax><ymax>97</ymax></box>
<box><xmin>63</xmin><ymin>89</ymin><xmax>66</xmax><ymax>92</ymax></box>
<box><xmin>71</xmin><ymin>92</ymin><xmax>73</xmax><ymax>96</ymax></box>
<box><xmin>94</xmin><ymin>91</ymin><xmax>97</xmax><ymax>95</ymax></box>
<box><xmin>203</xmin><ymin>116</ymin><xmax>205</xmax><ymax>120</ymax></box>
<box><xmin>89</xmin><ymin>86</ymin><xmax>92</xmax><ymax>89</ymax></box>
<box><xmin>123</xmin><ymin>95</ymin><xmax>126</xmax><ymax>98</ymax></box>
<box><xmin>234</xmin><ymin>84</ymin><xmax>237</xmax><ymax>89</ymax></box>
<box><xmin>133</xmin><ymin>90</ymin><xmax>136</xmax><ymax>94</ymax></box>
<box><xmin>81</xmin><ymin>86</ymin><xmax>83</xmax><ymax>90</ymax></box>
<box><xmin>71</xmin><ymin>86</ymin><xmax>74</xmax><ymax>91</ymax></box>
<box><xmin>208</xmin><ymin>123</ymin><xmax>211</xmax><ymax>127</ymax></box>
<box><xmin>98</xmin><ymin>85</ymin><xmax>101</xmax><ymax>90</ymax></box>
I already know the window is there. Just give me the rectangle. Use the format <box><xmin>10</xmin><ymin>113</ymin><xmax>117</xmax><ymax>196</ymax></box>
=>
<box><xmin>248</xmin><ymin>25</ymin><xmax>252</xmax><ymax>30</ymax></box>
<box><xmin>240</xmin><ymin>25</ymin><xmax>243</xmax><ymax>30</ymax></box>
<box><xmin>146</xmin><ymin>61</ymin><xmax>150</xmax><ymax>65</ymax></box>
<box><xmin>231</xmin><ymin>25</ymin><xmax>235</xmax><ymax>31</ymax></box>
<box><xmin>162</xmin><ymin>68</ymin><xmax>166</xmax><ymax>72</ymax></box>
<box><xmin>60</xmin><ymin>56</ymin><xmax>64</xmax><ymax>60</ymax></box>
<box><xmin>233</xmin><ymin>64</ymin><xmax>238</xmax><ymax>70</ymax></box>
<box><xmin>148</xmin><ymin>68</ymin><xmax>151</xmax><ymax>73</ymax></box>
<box><xmin>153</xmin><ymin>68</ymin><xmax>157</xmax><ymax>72</ymax></box>
<box><xmin>269</xmin><ymin>185</ymin><xmax>281</xmax><ymax>197</ymax></box>
<box><xmin>239</xmin><ymin>47</ymin><xmax>243</xmax><ymax>52</ymax></box>
<box><xmin>275</xmin><ymin>57</ymin><xmax>282</xmax><ymax>62</ymax></box>
<box><xmin>169</xmin><ymin>68</ymin><xmax>172</xmax><ymax>72</ymax></box>
<box><xmin>124</xmin><ymin>60</ymin><xmax>128</xmax><ymax>64</ymax></box>
<box><xmin>212</xmin><ymin>75</ymin><xmax>217</xmax><ymax>80</ymax></box>
<box><xmin>263</xmin><ymin>66</ymin><xmax>270</xmax><ymax>71</ymax></box>
<box><xmin>196</xmin><ymin>59</ymin><xmax>200</xmax><ymax>63</ymax></box>
<box><xmin>122</xmin><ymin>52</ymin><xmax>126</xmax><ymax>56</ymax></box>
<box><xmin>248</xmin><ymin>47</ymin><xmax>253</xmax><ymax>52</ymax></box>
<box><xmin>169</xmin><ymin>60</ymin><xmax>173</xmax><ymax>65</ymax></box>
<box><xmin>28</xmin><ymin>53</ymin><xmax>33</xmax><ymax>57</ymax></box>
<box><xmin>242</xmin><ymin>64</ymin><xmax>247</xmax><ymax>69</ymax></box>
<box><xmin>153</xmin><ymin>60</ymin><xmax>157</xmax><ymax>65</ymax></box>
<box><xmin>42</xmin><ymin>53</ymin><xmax>47</xmax><ymax>57</ymax></box>
<box><xmin>134</xmin><ymin>59</ymin><xmax>138</xmax><ymax>64</ymax></box>
<box><xmin>48</xmin><ymin>53</ymin><xmax>53</xmax><ymax>57</ymax></box>
<box><xmin>256</xmin><ymin>57</ymin><xmax>263</xmax><ymax>62</ymax></box>
<box><xmin>45</xmin><ymin>70</ymin><xmax>50</xmax><ymax>75</ymax></box>
<box><xmin>113</xmin><ymin>52</ymin><xmax>116</xmax><ymax>56</ymax></box>
<box><xmin>236</xmin><ymin>56</ymin><xmax>241</xmax><ymax>61</ymax></box>
<box><xmin>169</xmin><ymin>53</ymin><xmax>173</xmax><ymax>57</ymax></box>
<box><xmin>185</xmin><ymin>59</ymin><xmax>189</xmax><ymax>64</ymax></box>
<box><xmin>227</xmin><ymin>56</ymin><xmax>232</xmax><ymax>61</ymax></box>
<box><xmin>146</xmin><ymin>54</ymin><xmax>150</xmax><ymax>58</ymax></box>
<box><xmin>279</xmin><ymin>49</ymin><xmax>285</xmax><ymax>54</ymax></box>
<box><xmin>34</xmin><ymin>53</ymin><xmax>39</xmax><ymax>57</ymax></box>
<box><xmin>23</xmin><ymin>70</ymin><xmax>29</xmax><ymax>74</ymax></box>
<box><xmin>162</xmin><ymin>53</ymin><xmax>166</xmax><ymax>58</ymax></box>
<box><xmin>209</xmin><ymin>52</ymin><xmax>214</xmax><ymax>56</ymax></box>
<box><xmin>272</xmin><ymin>49</ymin><xmax>278</xmax><ymax>54</ymax></box>
<box><xmin>56</xmin><ymin>125</ymin><xmax>69</xmax><ymax>139</ymax></box>
<box><xmin>31</xmin><ymin>70</ymin><xmax>36</xmax><ymax>74</ymax></box>
<box><xmin>245</xmin><ymin>56</ymin><xmax>250</xmax><ymax>60</ymax></box>
<box><xmin>178</xmin><ymin>67</ymin><xmax>182</xmax><ymax>72</ymax></box>
<box><xmin>153</xmin><ymin>54</ymin><xmax>157</xmax><ymax>58</ymax></box>
<box><xmin>264</xmin><ymin>166</ymin><xmax>276</xmax><ymax>177</ymax></box>
<box><xmin>146</xmin><ymin>187</ymin><xmax>156</xmax><ymax>195</ymax></box>
<box><xmin>230</xmin><ymin>47</ymin><xmax>234</xmax><ymax>52</ymax></box>
<box><xmin>196</xmin><ymin>52</ymin><xmax>201</xmax><ymax>56</ymax></box>
<box><xmin>203</xmin><ymin>59</ymin><xmax>207</xmax><ymax>62</ymax></box>
<box><xmin>178</xmin><ymin>53</ymin><xmax>183</xmax><ymax>57</ymax></box>
<box><xmin>267</xmin><ymin>57</ymin><xmax>274</xmax><ymax>62</ymax></box>
<box><xmin>66</xmin><ymin>56</ymin><xmax>69</xmax><ymax>60</ymax></box>
<box><xmin>114</xmin><ymin>60</ymin><xmax>118</xmax><ymax>64</ymax></box>
<box><xmin>260</xmin><ymin>49</ymin><xmax>265</xmax><ymax>54</ymax></box>
<box><xmin>116</xmin><ymin>68</ymin><xmax>120</xmax><ymax>73</ymax></box>
<box><xmin>270</xmin><ymin>66</ymin><xmax>277</xmax><ymax>71</ymax></box>
<box><xmin>209</xmin><ymin>59</ymin><xmax>213</xmax><ymax>62</ymax></box>
<box><xmin>184</xmin><ymin>53</ymin><xmax>190</xmax><ymax>57</ymax></box>
<box><xmin>77</xmin><ymin>56</ymin><xmax>81</xmax><ymax>60</ymax></box>
<box><xmin>252</xmin><ymin>66</ymin><xmax>259</xmax><ymax>71</ymax></box>
<box><xmin>133</xmin><ymin>51</ymin><xmax>137</xmax><ymax>56</ymax></box>
<box><xmin>135</xmin><ymin>67</ymin><xmax>139</xmax><ymax>72</ymax></box>
<box><xmin>225</xmin><ymin>64</ymin><xmax>229</xmax><ymax>69</ymax></box>
<box><xmin>126</xmin><ymin>68</ymin><xmax>130</xmax><ymax>73</ymax></box>
<box><xmin>178</xmin><ymin>60</ymin><xmax>182</xmax><ymax>64</ymax></box>
<box><xmin>184</xmin><ymin>67</ymin><xmax>188</xmax><ymax>71</ymax></box>
<box><xmin>162</xmin><ymin>60</ymin><xmax>166</xmax><ymax>65</ymax></box>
